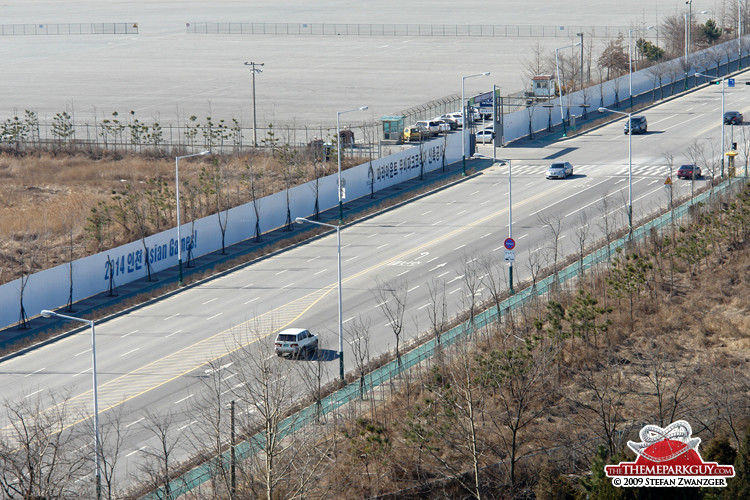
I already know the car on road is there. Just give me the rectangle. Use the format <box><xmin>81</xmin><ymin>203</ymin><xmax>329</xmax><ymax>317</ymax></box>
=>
<box><xmin>403</xmin><ymin>126</ymin><xmax>429</xmax><ymax>142</ymax></box>
<box><xmin>475</xmin><ymin>128</ymin><xmax>495</xmax><ymax>143</ymax></box>
<box><xmin>274</xmin><ymin>328</ymin><xmax>318</xmax><ymax>358</ymax></box>
<box><xmin>546</xmin><ymin>161</ymin><xmax>574</xmax><ymax>179</ymax></box>
<box><xmin>434</xmin><ymin>118</ymin><xmax>456</xmax><ymax>131</ymax></box>
<box><xmin>723</xmin><ymin>111</ymin><xmax>743</xmax><ymax>125</ymax></box>
<box><xmin>624</xmin><ymin>115</ymin><xmax>648</xmax><ymax>134</ymax></box>
<box><xmin>676</xmin><ymin>164</ymin><xmax>702</xmax><ymax>179</ymax></box>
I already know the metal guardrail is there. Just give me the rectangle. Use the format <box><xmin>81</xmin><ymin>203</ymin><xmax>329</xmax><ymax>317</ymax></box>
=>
<box><xmin>0</xmin><ymin>23</ymin><xmax>138</xmax><ymax>35</ymax></box>
<box><xmin>147</xmin><ymin>175</ymin><xmax>748</xmax><ymax>498</ymax></box>
<box><xmin>186</xmin><ymin>22</ymin><xmax>633</xmax><ymax>39</ymax></box>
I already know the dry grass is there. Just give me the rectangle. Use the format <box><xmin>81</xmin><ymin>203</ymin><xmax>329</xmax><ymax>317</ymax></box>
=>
<box><xmin>0</xmin><ymin>150</ymin><xmax>348</xmax><ymax>284</ymax></box>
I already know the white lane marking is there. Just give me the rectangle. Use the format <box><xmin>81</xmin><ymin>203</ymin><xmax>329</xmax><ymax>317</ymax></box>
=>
<box><xmin>163</xmin><ymin>314</ymin><xmax>179</xmax><ymax>321</ymax></box>
<box><xmin>466</xmin><ymin>257</ymin><xmax>478</xmax><ymax>264</ymax></box>
<box><xmin>421</xmin><ymin>210</ymin><xmax>432</xmax><ymax>216</ymax></box>
<box><xmin>437</xmin><ymin>271</ymin><xmax>450</xmax><ymax>278</ymax></box>
<box><xmin>306</xmin><ymin>256</ymin><xmax>319</xmax><ymax>262</ymax></box>
<box><xmin>166</xmin><ymin>329</ymin><xmax>183</xmax><ymax>338</ymax></box>
<box><xmin>244</xmin><ymin>297</ymin><xmax>259</xmax><ymax>305</ymax></box>
<box><xmin>204</xmin><ymin>362</ymin><xmax>233</xmax><ymax>375</ymax></box>
<box><xmin>202</xmin><ymin>298</ymin><xmax>218</xmax><ymax>305</ymax></box>
<box><xmin>534</xmin><ymin>177</ymin><xmax>615</xmax><ymax>216</ymax></box>
<box><xmin>492</xmin><ymin>246</ymin><xmax>503</xmax><ymax>252</ymax></box>
<box><xmin>343</xmin><ymin>317</ymin><xmax>355</xmax><ymax>324</ymax></box>
<box><xmin>281</xmin><ymin>283</ymin><xmax>294</xmax><ymax>289</ymax></box>
<box><xmin>221</xmin><ymin>383</ymin><xmax>243</xmax><ymax>396</ymax></box>
<box><xmin>418</xmin><ymin>303</ymin><xmax>431</xmax><ymax>310</ymax></box>
<box><xmin>481</xmin><ymin>200</ymin><xmax>491</xmax><ymax>205</ymax></box>
<box><xmin>73</xmin><ymin>367</ymin><xmax>92</xmax><ymax>378</ymax></box>
<box><xmin>374</xmin><ymin>301</ymin><xmax>388</xmax><ymax>308</ymax></box>
<box><xmin>174</xmin><ymin>394</ymin><xmax>194</xmax><ymax>405</ymax></box>
<box><xmin>403</xmin><ymin>232</ymin><xmax>415</xmax><ymax>238</ymax></box>
<box><xmin>120</xmin><ymin>348</ymin><xmax>140</xmax><ymax>357</ymax></box>
<box><xmin>75</xmin><ymin>349</ymin><xmax>90</xmax><ymax>357</ymax></box>
<box><xmin>456</xmin><ymin>210</ymin><xmax>467</xmax><ymax>216</ymax></box>
<box><xmin>397</xmin><ymin>270</ymin><xmax>409</xmax><ymax>276</ymax></box>
<box><xmin>25</xmin><ymin>367</ymin><xmax>45</xmax><ymax>377</ymax></box>
<box><xmin>447</xmin><ymin>275</ymin><xmax>463</xmax><ymax>284</ymax></box>
<box><xmin>449</xmin><ymin>287</ymin><xmax>462</xmax><ymax>295</ymax></box>
<box><xmin>429</xmin><ymin>262</ymin><xmax>447</xmax><ymax>271</ymax></box>
<box><xmin>519</xmin><ymin>234</ymin><xmax>529</xmax><ymax>239</ymax></box>
<box><xmin>126</xmin><ymin>417</ymin><xmax>145</xmax><ymax>428</ymax></box>
<box><xmin>366</xmin><ymin>233</ymin><xmax>378</xmax><ymax>239</ymax></box>
<box><xmin>126</xmin><ymin>445</ymin><xmax>148</xmax><ymax>457</ymax></box>
<box><xmin>314</xmin><ymin>269</ymin><xmax>327</xmax><ymax>275</ymax></box>
<box><xmin>221</xmin><ymin>373</ymin><xmax>237</xmax><ymax>383</ymax></box>
<box><xmin>206</xmin><ymin>313</ymin><xmax>223</xmax><ymax>321</ymax></box>
<box><xmin>470</xmin><ymin>190</ymin><xmax>480</xmax><ymax>196</ymax></box>
<box><xmin>480</xmin><ymin>232</ymin><xmax>492</xmax><ymax>239</ymax></box>
<box><xmin>431</xmin><ymin>220</ymin><xmax>443</xmax><ymax>226</ymax></box>
<box><xmin>407</xmin><ymin>285</ymin><xmax>420</xmax><ymax>293</ymax></box>
<box><xmin>377</xmin><ymin>243</ymin><xmax>389</xmax><ymax>249</ymax></box>
<box><xmin>121</xmin><ymin>329</ymin><xmax>139</xmax><ymax>338</ymax></box>
<box><xmin>178</xmin><ymin>420</ymin><xmax>197</xmax><ymax>431</ymax></box>
<box><xmin>454</xmin><ymin>244</ymin><xmax>466</xmax><ymax>250</ymax></box>
<box><xmin>346</xmin><ymin>256</ymin><xmax>358</xmax><ymax>262</ymax></box>
<box><xmin>425</xmin><ymin>256</ymin><xmax>438</xmax><ymax>263</ymax></box>
<box><xmin>396</xmin><ymin>221</ymin><xmax>406</xmax><ymax>226</ymax></box>
<box><xmin>241</xmin><ymin>283</ymin><xmax>255</xmax><ymax>288</ymax></box>
<box><xmin>275</xmin><ymin>269</ymin><xmax>287</xmax><ymax>275</ymax></box>
<box><xmin>24</xmin><ymin>389</ymin><xmax>43</xmax><ymax>399</ymax></box>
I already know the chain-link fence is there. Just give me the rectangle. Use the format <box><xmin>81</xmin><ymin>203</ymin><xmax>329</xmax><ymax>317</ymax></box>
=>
<box><xmin>187</xmin><ymin>22</ymin><xmax>633</xmax><ymax>39</ymax></box>
<box><xmin>0</xmin><ymin>23</ymin><xmax>138</xmax><ymax>35</ymax></box>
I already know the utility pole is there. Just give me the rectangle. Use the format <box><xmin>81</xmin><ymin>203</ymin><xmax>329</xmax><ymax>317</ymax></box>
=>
<box><xmin>577</xmin><ymin>32</ymin><xmax>584</xmax><ymax>91</ymax></box>
<box><xmin>244</xmin><ymin>61</ymin><xmax>264</xmax><ymax>147</ymax></box>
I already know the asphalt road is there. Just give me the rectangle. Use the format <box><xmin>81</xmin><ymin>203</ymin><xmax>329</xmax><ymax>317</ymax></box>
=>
<box><xmin>1</xmin><ymin>80</ymin><xmax>745</xmax><ymax>490</ymax></box>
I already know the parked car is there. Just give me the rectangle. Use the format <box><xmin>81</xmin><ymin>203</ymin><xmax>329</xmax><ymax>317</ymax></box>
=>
<box><xmin>403</xmin><ymin>126</ymin><xmax>429</xmax><ymax>142</ymax></box>
<box><xmin>444</xmin><ymin>112</ymin><xmax>464</xmax><ymax>127</ymax></box>
<box><xmin>415</xmin><ymin>120</ymin><xmax>441</xmax><ymax>136</ymax></box>
<box><xmin>475</xmin><ymin>128</ymin><xmax>495</xmax><ymax>144</ymax></box>
<box><xmin>723</xmin><ymin>111</ymin><xmax>743</xmax><ymax>125</ymax></box>
<box><xmin>624</xmin><ymin>115</ymin><xmax>648</xmax><ymax>134</ymax></box>
<box><xmin>676</xmin><ymin>164</ymin><xmax>702</xmax><ymax>179</ymax></box>
<box><xmin>546</xmin><ymin>161</ymin><xmax>574</xmax><ymax>179</ymax></box>
<box><xmin>434</xmin><ymin>117</ymin><xmax>456</xmax><ymax>131</ymax></box>
<box><xmin>274</xmin><ymin>328</ymin><xmax>318</xmax><ymax>358</ymax></box>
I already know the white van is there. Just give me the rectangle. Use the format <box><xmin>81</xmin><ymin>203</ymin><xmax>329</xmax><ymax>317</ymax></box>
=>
<box><xmin>415</xmin><ymin>120</ymin><xmax>441</xmax><ymax>136</ymax></box>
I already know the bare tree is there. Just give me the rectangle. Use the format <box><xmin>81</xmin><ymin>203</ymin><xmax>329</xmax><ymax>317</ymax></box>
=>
<box><xmin>574</xmin><ymin>212</ymin><xmax>590</xmax><ymax>278</ymax></box>
<box><xmin>242</xmin><ymin>161</ymin><xmax>264</xmax><ymax>242</ymax></box>
<box><xmin>538</xmin><ymin>212</ymin><xmax>564</xmax><ymax>283</ymax></box>
<box><xmin>136</xmin><ymin>408</ymin><xmax>186</xmax><ymax>499</ymax></box>
<box><xmin>95</xmin><ymin>406</ymin><xmax>131</xmax><ymax>500</ymax></box>
<box><xmin>460</xmin><ymin>254</ymin><xmax>483</xmax><ymax>333</ymax></box>
<box><xmin>426</xmin><ymin>278</ymin><xmax>449</xmax><ymax>346</ymax></box>
<box><xmin>347</xmin><ymin>316</ymin><xmax>372</xmax><ymax>402</ymax></box>
<box><xmin>478</xmin><ymin>253</ymin><xmax>508</xmax><ymax>315</ymax></box>
<box><xmin>0</xmin><ymin>392</ymin><xmax>89</xmax><ymax>499</ymax></box>
<box><xmin>373</xmin><ymin>277</ymin><xmax>408</xmax><ymax>366</ymax></box>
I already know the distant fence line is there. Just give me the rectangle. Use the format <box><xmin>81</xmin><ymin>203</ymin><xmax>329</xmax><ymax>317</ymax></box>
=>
<box><xmin>0</xmin><ymin>23</ymin><xmax>138</xmax><ymax>36</ymax></box>
<box><xmin>186</xmin><ymin>22</ymin><xmax>635</xmax><ymax>39</ymax></box>
<box><xmin>0</xmin><ymin>117</ymin><xmax>382</xmax><ymax>158</ymax></box>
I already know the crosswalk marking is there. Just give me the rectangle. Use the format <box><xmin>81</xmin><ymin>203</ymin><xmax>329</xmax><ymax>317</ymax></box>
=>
<box><xmin>494</xmin><ymin>163</ymin><xmax>697</xmax><ymax>178</ymax></box>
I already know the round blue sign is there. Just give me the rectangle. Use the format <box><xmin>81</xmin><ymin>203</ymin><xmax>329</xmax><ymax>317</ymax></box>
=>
<box><xmin>504</xmin><ymin>238</ymin><xmax>515</xmax><ymax>250</ymax></box>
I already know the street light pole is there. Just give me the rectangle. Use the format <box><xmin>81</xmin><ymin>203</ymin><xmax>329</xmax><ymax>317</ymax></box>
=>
<box><xmin>499</xmin><ymin>159</ymin><xmax>514</xmax><ymax>294</ymax></box>
<box><xmin>739</xmin><ymin>0</ymin><xmax>743</xmax><ymax>70</ymax></box>
<box><xmin>461</xmin><ymin>72</ymin><xmax>491</xmax><ymax>175</ymax></box>
<box><xmin>599</xmin><ymin>107</ymin><xmax>633</xmax><ymax>237</ymax></box>
<box><xmin>337</xmin><ymin>106</ymin><xmax>368</xmax><ymax>223</ymax></box>
<box><xmin>629</xmin><ymin>26</ymin><xmax>654</xmax><ymax>109</ymax></box>
<box><xmin>175</xmin><ymin>151</ymin><xmax>210</xmax><ymax>285</ymax></box>
<box><xmin>243</xmin><ymin>61</ymin><xmax>264</xmax><ymax>147</ymax></box>
<box><xmin>555</xmin><ymin>42</ymin><xmax>581</xmax><ymax>137</ymax></box>
<box><xmin>295</xmin><ymin>217</ymin><xmax>344</xmax><ymax>381</ymax></box>
<box><xmin>40</xmin><ymin>310</ymin><xmax>101</xmax><ymax>500</ymax></box>
<box><xmin>696</xmin><ymin>73</ymin><xmax>726</xmax><ymax>178</ymax></box>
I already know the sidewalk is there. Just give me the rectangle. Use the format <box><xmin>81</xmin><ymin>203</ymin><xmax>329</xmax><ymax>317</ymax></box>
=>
<box><xmin>0</xmin><ymin>156</ymin><xmax>497</xmax><ymax>359</ymax></box>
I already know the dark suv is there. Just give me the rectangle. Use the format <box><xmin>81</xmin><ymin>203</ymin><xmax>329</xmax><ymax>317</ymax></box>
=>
<box><xmin>676</xmin><ymin>164</ymin><xmax>702</xmax><ymax>180</ymax></box>
<box><xmin>624</xmin><ymin>115</ymin><xmax>648</xmax><ymax>135</ymax></box>
<box><xmin>723</xmin><ymin>111</ymin><xmax>743</xmax><ymax>125</ymax></box>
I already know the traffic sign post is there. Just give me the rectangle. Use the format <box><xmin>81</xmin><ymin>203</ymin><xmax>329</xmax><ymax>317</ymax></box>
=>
<box><xmin>504</xmin><ymin>237</ymin><xmax>515</xmax><ymax>250</ymax></box>
<box><xmin>504</xmin><ymin>250</ymin><xmax>515</xmax><ymax>262</ymax></box>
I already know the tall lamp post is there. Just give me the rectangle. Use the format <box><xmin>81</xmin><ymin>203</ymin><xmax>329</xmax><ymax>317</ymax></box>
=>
<box><xmin>40</xmin><ymin>310</ymin><xmax>101</xmax><ymax>500</ymax></box>
<box><xmin>599</xmin><ymin>107</ymin><xmax>634</xmax><ymax>237</ymax></box>
<box><xmin>461</xmin><ymin>72</ymin><xmax>491</xmax><ymax>175</ymax></box>
<box><xmin>498</xmin><ymin>159</ymin><xmax>514</xmax><ymax>294</ymax></box>
<box><xmin>555</xmin><ymin>42</ymin><xmax>581</xmax><ymax>137</ymax></box>
<box><xmin>243</xmin><ymin>61</ymin><xmax>264</xmax><ymax>147</ymax></box>
<box><xmin>696</xmin><ymin>73</ymin><xmax>726</xmax><ymax>178</ymax></box>
<box><xmin>629</xmin><ymin>26</ymin><xmax>654</xmax><ymax>109</ymax></box>
<box><xmin>175</xmin><ymin>151</ymin><xmax>210</xmax><ymax>285</ymax></box>
<box><xmin>684</xmin><ymin>8</ymin><xmax>709</xmax><ymax>89</ymax></box>
<box><xmin>336</xmin><ymin>106</ymin><xmax>368</xmax><ymax>223</ymax></box>
<box><xmin>739</xmin><ymin>0</ymin><xmax>743</xmax><ymax>70</ymax></box>
<box><xmin>295</xmin><ymin>217</ymin><xmax>344</xmax><ymax>381</ymax></box>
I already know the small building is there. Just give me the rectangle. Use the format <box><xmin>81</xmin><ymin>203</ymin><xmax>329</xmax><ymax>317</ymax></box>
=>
<box><xmin>531</xmin><ymin>75</ymin><xmax>555</xmax><ymax>98</ymax></box>
<box><xmin>380</xmin><ymin>115</ymin><xmax>406</xmax><ymax>141</ymax></box>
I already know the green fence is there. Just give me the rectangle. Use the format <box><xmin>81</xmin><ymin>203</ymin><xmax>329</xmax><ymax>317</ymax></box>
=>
<box><xmin>145</xmin><ymin>176</ymin><xmax>746</xmax><ymax>499</ymax></box>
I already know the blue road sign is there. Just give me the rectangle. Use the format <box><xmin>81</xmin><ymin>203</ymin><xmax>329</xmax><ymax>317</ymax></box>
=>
<box><xmin>728</xmin><ymin>78</ymin><xmax>735</xmax><ymax>87</ymax></box>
